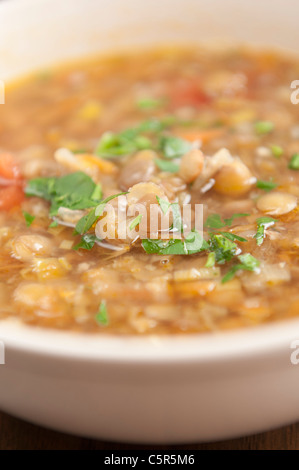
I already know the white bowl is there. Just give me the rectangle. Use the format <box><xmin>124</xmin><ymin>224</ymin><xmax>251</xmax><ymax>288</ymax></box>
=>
<box><xmin>1</xmin><ymin>0</ymin><xmax>299</xmax><ymax>444</ymax></box>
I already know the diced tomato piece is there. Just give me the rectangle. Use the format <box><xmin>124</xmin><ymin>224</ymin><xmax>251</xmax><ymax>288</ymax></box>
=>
<box><xmin>0</xmin><ymin>185</ymin><xmax>24</xmax><ymax>211</ymax></box>
<box><xmin>177</xmin><ymin>128</ymin><xmax>225</xmax><ymax>145</ymax></box>
<box><xmin>0</xmin><ymin>153</ymin><xmax>22</xmax><ymax>180</ymax></box>
<box><xmin>170</xmin><ymin>79</ymin><xmax>210</xmax><ymax>108</ymax></box>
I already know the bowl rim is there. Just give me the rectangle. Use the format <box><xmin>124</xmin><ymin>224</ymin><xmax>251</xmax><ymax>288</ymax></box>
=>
<box><xmin>1</xmin><ymin>317</ymin><xmax>299</xmax><ymax>364</ymax></box>
<box><xmin>1</xmin><ymin>0</ymin><xmax>299</xmax><ymax>367</ymax></box>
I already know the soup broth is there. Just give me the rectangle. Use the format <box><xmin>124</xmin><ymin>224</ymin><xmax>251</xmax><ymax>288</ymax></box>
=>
<box><xmin>0</xmin><ymin>47</ymin><xmax>299</xmax><ymax>334</ymax></box>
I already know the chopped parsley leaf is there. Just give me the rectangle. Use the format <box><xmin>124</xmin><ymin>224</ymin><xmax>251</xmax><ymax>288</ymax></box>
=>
<box><xmin>208</xmin><ymin>234</ymin><xmax>238</xmax><ymax>265</ymax></box>
<box><xmin>256</xmin><ymin>179</ymin><xmax>278</xmax><ymax>192</ymax></box>
<box><xmin>224</xmin><ymin>213</ymin><xmax>250</xmax><ymax>227</ymax></box>
<box><xmin>205</xmin><ymin>252</ymin><xmax>216</xmax><ymax>268</ymax></box>
<box><xmin>74</xmin><ymin>208</ymin><xmax>97</xmax><ymax>236</ymax></box>
<box><xmin>171</xmin><ymin>203</ymin><xmax>183</xmax><ymax>234</ymax></box>
<box><xmin>155</xmin><ymin>158</ymin><xmax>179</xmax><ymax>173</ymax></box>
<box><xmin>254</xmin><ymin>217</ymin><xmax>277</xmax><ymax>246</ymax></box>
<box><xmin>159</xmin><ymin>136</ymin><xmax>192</xmax><ymax>159</ymax></box>
<box><xmin>156</xmin><ymin>196</ymin><xmax>172</xmax><ymax>215</ymax></box>
<box><xmin>95</xmin><ymin>118</ymin><xmax>196</xmax><ymax>159</ymax></box>
<box><xmin>95</xmin><ymin>131</ymin><xmax>152</xmax><ymax>158</ymax></box>
<box><xmin>95</xmin><ymin>118</ymin><xmax>177</xmax><ymax>159</ymax></box>
<box><xmin>73</xmin><ymin>148</ymin><xmax>89</xmax><ymax>154</ymax></box>
<box><xmin>49</xmin><ymin>220</ymin><xmax>59</xmax><ymax>228</ymax></box>
<box><xmin>129</xmin><ymin>214</ymin><xmax>143</xmax><ymax>231</ymax></box>
<box><xmin>91</xmin><ymin>184</ymin><xmax>103</xmax><ymax>201</ymax></box>
<box><xmin>75</xmin><ymin>192</ymin><xmax>128</xmax><ymax>235</ymax></box>
<box><xmin>222</xmin><ymin>253</ymin><xmax>260</xmax><ymax>284</ymax></box>
<box><xmin>23</xmin><ymin>211</ymin><xmax>35</xmax><ymax>227</ymax></box>
<box><xmin>73</xmin><ymin>234</ymin><xmax>101</xmax><ymax>251</ymax></box>
<box><xmin>204</xmin><ymin>214</ymin><xmax>225</xmax><ymax>229</ymax></box>
<box><xmin>289</xmin><ymin>153</ymin><xmax>299</xmax><ymax>170</ymax></box>
<box><xmin>142</xmin><ymin>230</ymin><xmax>208</xmax><ymax>255</ymax></box>
<box><xmin>95</xmin><ymin>301</ymin><xmax>109</xmax><ymax>326</ymax></box>
<box><xmin>204</xmin><ymin>213</ymin><xmax>249</xmax><ymax>230</ymax></box>
<box><xmin>137</xmin><ymin>97</ymin><xmax>165</xmax><ymax>110</ymax></box>
<box><xmin>270</xmin><ymin>145</ymin><xmax>283</xmax><ymax>158</ymax></box>
<box><xmin>156</xmin><ymin>197</ymin><xmax>183</xmax><ymax>233</ymax></box>
<box><xmin>26</xmin><ymin>172</ymin><xmax>102</xmax><ymax>216</ymax></box>
<box><xmin>95</xmin><ymin>192</ymin><xmax>128</xmax><ymax>217</ymax></box>
<box><xmin>255</xmin><ymin>121</ymin><xmax>275</xmax><ymax>135</ymax></box>
<box><xmin>220</xmin><ymin>232</ymin><xmax>247</xmax><ymax>243</ymax></box>
<box><xmin>138</xmin><ymin>118</ymin><xmax>168</xmax><ymax>133</ymax></box>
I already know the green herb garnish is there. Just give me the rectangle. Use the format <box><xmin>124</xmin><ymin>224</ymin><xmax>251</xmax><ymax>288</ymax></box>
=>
<box><xmin>254</xmin><ymin>217</ymin><xmax>277</xmax><ymax>246</ymax></box>
<box><xmin>270</xmin><ymin>145</ymin><xmax>283</xmax><ymax>158</ymax></box>
<box><xmin>289</xmin><ymin>153</ymin><xmax>299</xmax><ymax>170</ymax></box>
<box><xmin>204</xmin><ymin>213</ymin><xmax>249</xmax><ymax>230</ymax></box>
<box><xmin>75</xmin><ymin>192</ymin><xmax>128</xmax><ymax>235</ymax></box>
<box><xmin>156</xmin><ymin>197</ymin><xmax>183</xmax><ymax>233</ymax></box>
<box><xmin>255</xmin><ymin>121</ymin><xmax>275</xmax><ymax>135</ymax></box>
<box><xmin>23</xmin><ymin>211</ymin><xmax>35</xmax><ymax>227</ymax></box>
<box><xmin>129</xmin><ymin>214</ymin><xmax>143</xmax><ymax>231</ymax></box>
<box><xmin>171</xmin><ymin>203</ymin><xmax>183</xmax><ymax>234</ymax></box>
<box><xmin>239</xmin><ymin>253</ymin><xmax>261</xmax><ymax>271</ymax></box>
<box><xmin>49</xmin><ymin>220</ymin><xmax>59</xmax><ymax>228</ymax></box>
<box><xmin>155</xmin><ymin>158</ymin><xmax>179</xmax><ymax>173</ymax></box>
<box><xmin>95</xmin><ymin>118</ymin><xmax>173</xmax><ymax>159</ymax></box>
<box><xmin>156</xmin><ymin>196</ymin><xmax>172</xmax><ymax>215</ymax></box>
<box><xmin>204</xmin><ymin>214</ymin><xmax>225</xmax><ymax>229</ymax></box>
<box><xmin>224</xmin><ymin>214</ymin><xmax>250</xmax><ymax>227</ymax></box>
<box><xmin>95</xmin><ymin>118</ymin><xmax>194</xmax><ymax>159</ymax></box>
<box><xmin>94</xmin><ymin>192</ymin><xmax>128</xmax><ymax>217</ymax></box>
<box><xmin>142</xmin><ymin>238</ymin><xmax>186</xmax><ymax>255</ymax></box>
<box><xmin>95</xmin><ymin>131</ymin><xmax>151</xmax><ymax>158</ymax></box>
<box><xmin>91</xmin><ymin>184</ymin><xmax>103</xmax><ymax>201</ymax></box>
<box><xmin>220</xmin><ymin>232</ymin><xmax>247</xmax><ymax>243</ymax></box>
<box><xmin>26</xmin><ymin>172</ymin><xmax>102</xmax><ymax>216</ymax></box>
<box><xmin>74</xmin><ymin>209</ymin><xmax>97</xmax><ymax>236</ymax></box>
<box><xmin>205</xmin><ymin>252</ymin><xmax>216</xmax><ymax>268</ymax></box>
<box><xmin>222</xmin><ymin>253</ymin><xmax>260</xmax><ymax>283</ymax></box>
<box><xmin>73</xmin><ymin>148</ymin><xmax>89</xmax><ymax>154</ymax></box>
<box><xmin>208</xmin><ymin>234</ymin><xmax>238</xmax><ymax>265</ymax></box>
<box><xmin>138</xmin><ymin>118</ymin><xmax>169</xmax><ymax>133</ymax></box>
<box><xmin>95</xmin><ymin>301</ymin><xmax>109</xmax><ymax>326</ymax></box>
<box><xmin>137</xmin><ymin>97</ymin><xmax>165</xmax><ymax>110</ymax></box>
<box><xmin>159</xmin><ymin>136</ymin><xmax>192</xmax><ymax>159</ymax></box>
<box><xmin>142</xmin><ymin>229</ymin><xmax>208</xmax><ymax>256</ymax></box>
<box><xmin>73</xmin><ymin>234</ymin><xmax>101</xmax><ymax>251</ymax></box>
<box><xmin>203</xmin><ymin>215</ymin><xmax>248</xmax><ymax>264</ymax></box>
<box><xmin>256</xmin><ymin>179</ymin><xmax>278</xmax><ymax>192</ymax></box>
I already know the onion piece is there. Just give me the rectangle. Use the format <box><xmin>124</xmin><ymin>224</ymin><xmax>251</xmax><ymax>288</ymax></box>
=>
<box><xmin>242</xmin><ymin>262</ymin><xmax>291</xmax><ymax>293</ymax></box>
<box><xmin>173</xmin><ymin>267</ymin><xmax>221</xmax><ymax>282</ymax></box>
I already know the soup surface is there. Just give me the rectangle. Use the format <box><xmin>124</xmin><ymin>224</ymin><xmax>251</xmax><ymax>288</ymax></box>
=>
<box><xmin>0</xmin><ymin>47</ymin><xmax>299</xmax><ymax>334</ymax></box>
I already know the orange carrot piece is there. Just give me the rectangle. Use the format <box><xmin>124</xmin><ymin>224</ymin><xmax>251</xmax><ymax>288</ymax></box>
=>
<box><xmin>178</xmin><ymin>128</ymin><xmax>224</xmax><ymax>145</ymax></box>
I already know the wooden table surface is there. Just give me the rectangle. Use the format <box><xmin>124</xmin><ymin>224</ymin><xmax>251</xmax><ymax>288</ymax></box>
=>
<box><xmin>0</xmin><ymin>411</ymin><xmax>298</xmax><ymax>450</ymax></box>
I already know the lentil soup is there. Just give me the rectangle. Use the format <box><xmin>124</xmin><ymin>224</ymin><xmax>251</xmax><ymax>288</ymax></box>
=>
<box><xmin>0</xmin><ymin>47</ymin><xmax>299</xmax><ymax>334</ymax></box>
